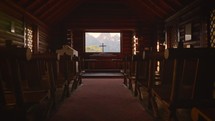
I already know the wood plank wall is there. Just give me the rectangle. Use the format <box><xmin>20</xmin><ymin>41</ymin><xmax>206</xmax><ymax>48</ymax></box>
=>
<box><xmin>0</xmin><ymin>1</ymin><xmax>50</xmax><ymax>53</ymax></box>
<box><xmin>38</xmin><ymin>27</ymin><xmax>49</xmax><ymax>53</ymax></box>
<box><xmin>121</xmin><ymin>30</ymin><xmax>133</xmax><ymax>56</ymax></box>
<box><xmin>164</xmin><ymin>0</ymin><xmax>210</xmax><ymax>48</ymax></box>
<box><xmin>0</xmin><ymin>10</ymin><xmax>24</xmax><ymax>47</ymax></box>
<box><xmin>73</xmin><ymin>30</ymin><xmax>84</xmax><ymax>56</ymax></box>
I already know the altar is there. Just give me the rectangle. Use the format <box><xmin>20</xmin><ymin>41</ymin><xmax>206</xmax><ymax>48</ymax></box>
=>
<box><xmin>83</xmin><ymin>53</ymin><xmax>122</xmax><ymax>70</ymax></box>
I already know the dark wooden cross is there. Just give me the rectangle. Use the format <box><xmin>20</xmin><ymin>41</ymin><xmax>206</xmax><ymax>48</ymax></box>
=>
<box><xmin>99</xmin><ymin>43</ymin><xmax>106</xmax><ymax>52</ymax></box>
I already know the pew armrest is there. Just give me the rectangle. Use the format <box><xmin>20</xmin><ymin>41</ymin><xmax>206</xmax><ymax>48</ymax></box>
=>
<box><xmin>191</xmin><ymin>107</ymin><xmax>215</xmax><ymax>121</ymax></box>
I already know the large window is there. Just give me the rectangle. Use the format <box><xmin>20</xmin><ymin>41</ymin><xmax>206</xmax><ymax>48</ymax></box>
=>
<box><xmin>85</xmin><ymin>32</ymin><xmax>121</xmax><ymax>53</ymax></box>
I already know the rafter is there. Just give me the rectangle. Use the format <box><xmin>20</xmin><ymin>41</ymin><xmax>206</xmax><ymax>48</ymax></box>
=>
<box><xmin>159</xmin><ymin>0</ymin><xmax>176</xmax><ymax>12</ymax></box>
<box><xmin>173</xmin><ymin>0</ymin><xmax>183</xmax><ymax>7</ymax></box>
<box><xmin>42</xmin><ymin>0</ymin><xmax>82</xmax><ymax>25</ymax></box>
<box><xmin>135</xmin><ymin>0</ymin><xmax>164</xmax><ymax>18</ymax></box>
<box><xmin>33</xmin><ymin>0</ymin><xmax>53</xmax><ymax>16</ymax></box>
<box><xmin>26</xmin><ymin>0</ymin><xmax>43</xmax><ymax>12</ymax></box>
<box><xmin>17</xmin><ymin>0</ymin><xmax>28</xmax><ymax>5</ymax></box>
<box><xmin>38</xmin><ymin>0</ymin><xmax>67</xmax><ymax>19</ymax></box>
<box><xmin>147</xmin><ymin>0</ymin><xmax>168</xmax><ymax>17</ymax></box>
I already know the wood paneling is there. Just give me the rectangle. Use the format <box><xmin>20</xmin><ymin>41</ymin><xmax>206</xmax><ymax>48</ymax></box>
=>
<box><xmin>73</xmin><ymin>30</ymin><xmax>84</xmax><ymax>56</ymax></box>
<box><xmin>164</xmin><ymin>0</ymin><xmax>210</xmax><ymax>48</ymax></box>
<box><xmin>38</xmin><ymin>27</ymin><xmax>49</xmax><ymax>53</ymax></box>
<box><xmin>0</xmin><ymin>11</ymin><xmax>24</xmax><ymax>47</ymax></box>
<box><xmin>0</xmin><ymin>2</ymin><xmax>50</xmax><ymax>54</ymax></box>
<box><xmin>121</xmin><ymin>31</ymin><xmax>132</xmax><ymax>56</ymax></box>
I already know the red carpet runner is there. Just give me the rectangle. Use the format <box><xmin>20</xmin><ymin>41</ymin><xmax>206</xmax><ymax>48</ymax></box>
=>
<box><xmin>48</xmin><ymin>78</ymin><xmax>153</xmax><ymax>121</ymax></box>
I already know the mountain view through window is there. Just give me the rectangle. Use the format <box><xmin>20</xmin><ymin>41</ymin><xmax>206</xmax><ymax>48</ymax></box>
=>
<box><xmin>85</xmin><ymin>32</ymin><xmax>120</xmax><ymax>53</ymax></box>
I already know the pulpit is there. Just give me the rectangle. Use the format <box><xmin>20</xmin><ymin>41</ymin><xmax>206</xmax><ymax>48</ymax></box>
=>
<box><xmin>56</xmin><ymin>45</ymin><xmax>78</xmax><ymax>59</ymax></box>
<box><xmin>56</xmin><ymin>45</ymin><xmax>79</xmax><ymax>72</ymax></box>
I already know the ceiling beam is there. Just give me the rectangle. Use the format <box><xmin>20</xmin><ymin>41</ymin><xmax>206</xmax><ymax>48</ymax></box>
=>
<box><xmin>135</xmin><ymin>0</ymin><xmax>164</xmax><ymax>18</ymax></box>
<box><xmin>33</xmin><ymin>0</ymin><xmax>53</xmax><ymax>16</ymax></box>
<box><xmin>39</xmin><ymin>0</ymin><xmax>67</xmax><ymax>19</ymax></box>
<box><xmin>160</xmin><ymin>0</ymin><xmax>176</xmax><ymax>12</ymax></box>
<box><xmin>114</xmin><ymin>0</ymin><xmax>158</xmax><ymax>22</ymax></box>
<box><xmin>26</xmin><ymin>0</ymin><xmax>44</xmax><ymax>12</ymax></box>
<box><xmin>3</xmin><ymin>0</ymin><xmax>48</xmax><ymax>29</ymax></box>
<box><xmin>147</xmin><ymin>0</ymin><xmax>168</xmax><ymax>17</ymax></box>
<box><xmin>43</xmin><ymin>0</ymin><xmax>82</xmax><ymax>25</ymax></box>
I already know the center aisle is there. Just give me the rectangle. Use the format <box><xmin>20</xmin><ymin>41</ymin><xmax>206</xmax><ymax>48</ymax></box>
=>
<box><xmin>48</xmin><ymin>78</ymin><xmax>153</xmax><ymax>121</ymax></box>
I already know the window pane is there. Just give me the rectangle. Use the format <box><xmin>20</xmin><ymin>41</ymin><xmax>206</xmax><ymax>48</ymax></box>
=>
<box><xmin>85</xmin><ymin>32</ymin><xmax>120</xmax><ymax>53</ymax></box>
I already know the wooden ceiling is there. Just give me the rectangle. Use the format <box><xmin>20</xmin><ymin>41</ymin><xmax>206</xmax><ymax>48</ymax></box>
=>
<box><xmin>8</xmin><ymin>0</ymin><xmax>194</xmax><ymax>29</ymax></box>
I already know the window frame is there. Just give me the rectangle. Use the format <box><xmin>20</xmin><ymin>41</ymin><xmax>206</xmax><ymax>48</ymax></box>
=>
<box><xmin>84</xmin><ymin>31</ymin><xmax>121</xmax><ymax>54</ymax></box>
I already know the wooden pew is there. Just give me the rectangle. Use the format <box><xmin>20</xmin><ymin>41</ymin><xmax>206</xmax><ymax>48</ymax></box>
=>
<box><xmin>150</xmin><ymin>48</ymin><xmax>215</xmax><ymax>121</ymax></box>
<box><xmin>140</xmin><ymin>50</ymin><xmax>153</xmax><ymax>85</ymax></box>
<box><xmin>123</xmin><ymin>53</ymin><xmax>154</xmax><ymax>98</ymax></box>
<box><xmin>122</xmin><ymin>54</ymin><xmax>151</xmax><ymax>98</ymax></box>
<box><xmin>0</xmin><ymin>47</ymin><xmax>81</xmax><ymax>121</ymax></box>
<box><xmin>55</xmin><ymin>54</ymin><xmax>72</xmax><ymax>100</ymax></box>
<box><xmin>127</xmin><ymin>55</ymin><xmax>138</xmax><ymax>96</ymax></box>
<box><xmin>47</xmin><ymin>54</ymin><xmax>80</xmax><ymax>104</ymax></box>
<box><xmin>70</xmin><ymin>56</ymin><xmax>83</xmax><ymax>92</ymax></box>
<box><xmin>30</xmin><ymin>53</ymin><xmax>58</xmax><ymax>116</ymax></box>
<box><xmin>30</xmin><ymin>53</ymin><xmax>81</xmax><ymax>110</ymax></box>
<box><xmin>55</xmin><ymin>45</ymin><xmax>81</xmax><ymax>101</ymax></box>
<box><xmin>135</xmin><ymin>50</ymin><xmax>157</xmax><ymax>110</ymax></box>
<box><xmin>121</xmin><ymin>55</ymin><xmax>138</xmax><ymax>96</ymax></box>
<box><xmin>122</xmin><ymin>56</ymin><xmax>130</xmax><ymax>86</ymax></box>
<box><xmin>0</xmin><ymin>47</ymin><xmax>52</xmax><ymax>121</ymax></box>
